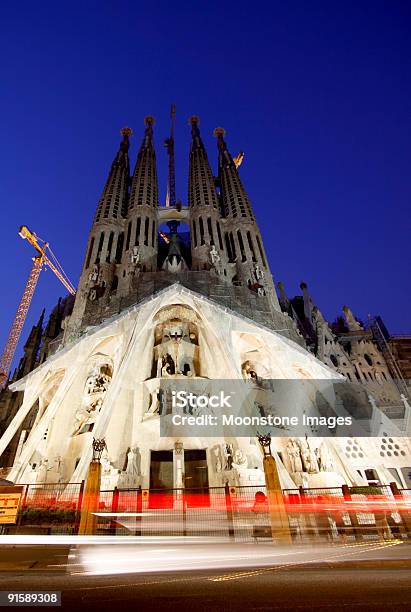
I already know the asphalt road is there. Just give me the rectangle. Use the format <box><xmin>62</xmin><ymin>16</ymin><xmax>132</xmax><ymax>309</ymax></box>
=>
<box><xmin>0</xmin><ymin>540</ymin><xmax>410</xmax><ymax>611</ymax></box>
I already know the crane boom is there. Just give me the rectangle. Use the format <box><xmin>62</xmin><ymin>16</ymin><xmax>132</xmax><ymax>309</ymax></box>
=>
<box><xmin>0</xmin><ymin>225</ymin><xmax>76</xmax><ymax>387</ymax></box>
<box><xmin>165</xmin><ymin>103</ymin><xmax>176</xmax><ymax>208</ymax></box>
<box><xmin>0</xmin><ymin>256</ymin><xmax>44</xmax><ymax>386</ymax></box>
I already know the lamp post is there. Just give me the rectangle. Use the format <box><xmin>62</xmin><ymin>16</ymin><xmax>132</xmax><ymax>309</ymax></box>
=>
<box><xmin>78</xmin><ymin>438</ymin><xmax>106</xmax><ymax>535</ymax></box>
<box><xmin>257</xmin><ymin>433</ymin><xmax>292</xmax><ymax>544</ymax></box>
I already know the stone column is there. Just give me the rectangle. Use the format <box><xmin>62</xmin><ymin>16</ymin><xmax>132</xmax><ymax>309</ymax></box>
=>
<box><xmin>258</xmin><ymin>434</ymin><xmax>292</xmax><ymax>544</ymax></box>
<box><xmin>78</xmin><ymin>439</ymin><xmax>106</xmax><ymax>535</ymax></box>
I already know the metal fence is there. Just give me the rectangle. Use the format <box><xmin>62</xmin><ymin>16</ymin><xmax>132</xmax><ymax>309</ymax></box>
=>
<box><xmin>3</xmin><ymin>482</ymin><xmax>410</xmax><ymax>541</ymax></box>
<box><xmin>3</xmin><ymin>482</ymin><xmax>83</xmax><ymax>535</ymax></box>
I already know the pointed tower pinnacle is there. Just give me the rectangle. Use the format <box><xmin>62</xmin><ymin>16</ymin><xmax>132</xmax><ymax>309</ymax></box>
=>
<box><xmin>94</xmin><ymin>127</ymin><xmax>132</xmax><ymax>223</ymax></box>
<box><xmin>213</xmin><ymin>126</ymin><xmax>280</xmax><ymax>312</ymax></box>
<box><xmin>126</xmin><ymin>116</ymin><xmax>159</xmax><ymax>272</ymax></box>
<box><xmin>214</xmin><ymin>127</ymin><xmax>254</xmax><ymax>220</ymax></box>
<box><xmin>165</xmin><ymin>104</ymin><xmax>177</xmax><ymax>208</ymax></box>
<box><xmin>188</xmin><ymin>116</ymin><xmax>224</xmax><ymax>271</ymax></box>
<box><xmin>64</xmin><ymin>129</ymin><xmax>132</xmax><ymax>339</ymax></box>
<box><xmin>343</xmin><ymin>306</ymin><xmax>364</xmax><ymax>331</ymax></box>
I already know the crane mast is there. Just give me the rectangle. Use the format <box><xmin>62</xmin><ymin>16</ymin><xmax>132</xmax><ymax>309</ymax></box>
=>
<box><xmin>0</xmin><ymin>226</ymin><xmax>76</xmax><ymax>388</ymax></box>
<box><xmin>164</xmin><ymin>103</ymin><xmax>176</xmax><ymax>207</ymax></box>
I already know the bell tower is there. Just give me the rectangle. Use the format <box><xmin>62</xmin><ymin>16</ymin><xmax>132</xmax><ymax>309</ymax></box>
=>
<box><xmin>188</xmin><ymin>116</ymin><xmax>228</xmax><ymax>273</ymax></box>
<box><xmin>214</xmin><ymin>127</ymin><xmax>280</xmax><ymax>312</ymax></box>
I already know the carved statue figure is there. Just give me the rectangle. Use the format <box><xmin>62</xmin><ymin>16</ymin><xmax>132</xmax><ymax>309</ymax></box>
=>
<box><xmin>85</xmin><ymin>367</ymin><xmax>111</xmax><ymax>395</ymax></box>
<box><xmin>51</xmin><ymin>456</ymin><xmax>64</xmax><ymax>483</ymax></box>
<box><xmin>160</xmin><ymin>354</ymin><xmax>174</xmax><ymax>377</ymax></box>
<box><xmin>315</xmin><ymin>441</ymin><xmax>334</xmax><ymax>472</ymax></box>
<box><xmin>298</xmin><ymin>438</ymin><xmax>319</xmax><ymax>473</ymax></box>
<box><xmin>242</xmin><ymin>360</ymin><xmax>258</xmax><ymax>382</ymax></box>
<box><xmin>257</xmin><ymin>286</ymin><xmax>266</xmax><ymax>297</ymax></box>
<box><xmin>157</xmin><ymin>324</ymin><xmax>196</xmax><ymax>377</ymax></box>
<box><xmin>232</xmin><ymin>449</ymin><xmax>248</xmax><ymax>468</ymax></box>
<box><xmin>89</xmin><ymin>264</ymin><xmax>99</xmax><ymax>283</ymax></box>
<box><xmin>89</xmin><ymin>288</ymin><xmax>97</xmax><ymax>301</ymax></box>
<box><xmin>213</xmin><ymin>447</ymin><xmax>223</xmax><ymax>473</ymax></box>
<box><xmin>286</xmin><ymin>439</ymin><xmax>303</xmax><ymax>473</ymax></box>
<box><xmin>210</xmin><ymin>245</ymin><xmax>221</xmax><ymax>265</ymax></box>
<box><xmin>254</xmin><ymin>264</ymin><xmax>264</xmax><ymax>281</ymax></box>
<box><xmin>130</xmin><ymin>246</ymin><xmax>140</xmax><ymax>264</ymax></box>
<box><xmin>147</xmin><ymin>388</ymin><xmax>161</xmax><ymax>414</ymax></box>
<box><xmin>72</xmin><ymin>398</ymin><xmax>103</xmax><ymax>435</ymax></box>
<box><xmin>126</xmin><ymin>448</ymin><xmax>140</xmax><ymax>477</ymax></box>
<box><xmin>223</xmin><ymin>443</ymin><xmax>234</xmax><ymax>470</ymax></box>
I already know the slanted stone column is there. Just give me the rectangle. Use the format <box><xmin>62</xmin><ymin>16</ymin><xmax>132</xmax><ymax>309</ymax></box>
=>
<box><xmin>78</xmin><ymin>438</ymin><xmax>106</xmax><ymax>535</ymax></box>
<box><xmin>258</xmin><ymin>434</ymin><xmax>292</xmax><ymax>544</ymax></box>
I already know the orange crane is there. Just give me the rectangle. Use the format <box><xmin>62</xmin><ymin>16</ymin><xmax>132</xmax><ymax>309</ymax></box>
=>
<box><xmin>0</xmin><ymin>226</ymin><xmax>76</xmax><ymax>388</ymax></box>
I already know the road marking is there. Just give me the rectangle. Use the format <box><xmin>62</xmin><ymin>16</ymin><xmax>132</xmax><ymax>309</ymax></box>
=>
<box><xmin>208</xmin><ymin>541</ymin><xmax>404</xmax><ymax>582</ymax></box>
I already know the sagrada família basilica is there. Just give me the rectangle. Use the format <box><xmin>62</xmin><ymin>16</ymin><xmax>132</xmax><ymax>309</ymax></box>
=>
<box><xmin>0</xmin><ymin>115</ymin><xmax>410</xmax><ymax>494</ymax></box>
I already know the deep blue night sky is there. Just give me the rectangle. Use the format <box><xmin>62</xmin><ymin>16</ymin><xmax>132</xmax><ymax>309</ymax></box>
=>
<box><xmin>1</xmin><ymin>1</ymin><xmax>410</xmax><ymax>368</ymax></box>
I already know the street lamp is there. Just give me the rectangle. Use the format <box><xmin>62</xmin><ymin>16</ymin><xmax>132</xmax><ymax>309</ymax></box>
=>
<box><xmin>257</xmin><ymin>433</ymin><xmax>272</xmax><ymax>457</ymax></box>
<box><xmin>92</xmin><ymin>438</ymin><xmax>107</xmax><ymax>463</ymax></box>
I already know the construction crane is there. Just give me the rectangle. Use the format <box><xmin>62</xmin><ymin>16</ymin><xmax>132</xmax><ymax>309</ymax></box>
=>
<box><xmin>164</xmin><ymin>103</ymin><xmax>177</xmax><ymax>208</ymax></box>
<box><xmin>0</xmin><ymin>226</ymin><xmax>76</xmax><ymax>388</ymax></box>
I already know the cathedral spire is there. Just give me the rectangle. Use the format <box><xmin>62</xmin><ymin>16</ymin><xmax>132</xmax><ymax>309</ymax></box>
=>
<box><xmin>213</xmin><ymin>126</ymin><xmax>280</xmax><ymax>312</ymax></box>
<box><xmin>342</xmin><ymin>305</ymin><xmax>364</xmax><ymax>331</ymax></box>
<box><xmin>214</xmin><ymin>127</ymin><xmax>254</xmax><ymax>220</ymax></box>
<box><xmin>188</xmin><ymin>117</ymin><xmax>222</xmax><ymax>270</ymax></box>
<box><xmin>126</xmin><ymin>116</ymin><xmax>159</xmax><ymax>272</ymax></box>
<box><xmin>129</xmin><ymin>116</ymin><xmax>158</xmax><ymax>210</ymax></box>
<box><xmin>94</xmin><ymin>127</ymin><xmax>132</xmax><ymax>223</ymax></box>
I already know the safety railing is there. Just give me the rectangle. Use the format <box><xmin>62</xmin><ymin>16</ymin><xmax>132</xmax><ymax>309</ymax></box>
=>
<box><xmin>2</xmin><ymin>482</ymin><xmax>410</xmax><ymax>541</ymax></box>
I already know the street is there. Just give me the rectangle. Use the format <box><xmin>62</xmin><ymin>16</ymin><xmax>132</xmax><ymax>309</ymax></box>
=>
<box><xmin>0</xmin><ymin>538</ymin><xmax>410</xmax><ymax>610</ymax></box>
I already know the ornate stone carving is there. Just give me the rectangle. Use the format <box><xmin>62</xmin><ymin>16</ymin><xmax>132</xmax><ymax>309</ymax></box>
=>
<box><xmin>286</xmin><ymin>439</ymin><xmax>303</xmax><ymax>473</ymax></box>
<box><xmin>315</xmin><ymin>441</ymin><xmax>333</xmax><ymax>472</ymax></box>
<box><xmin>130</xmin><ymin>246</ymin><xmax>140</xmax><ymax>264</ymax></box>
<box><xmin>241</xmin><ymin>360</ymin><xmax>258</xmax><ymax>382</ymax></box>
<box><xmin>155</xmin><ymin>322</ymin><xmax>196</xmax><ymax>377</ymax></box>
<box><xmin>298</xmin><ymin>438</ymin><xmax>319</xmax><ymax>474</ymax></box>
<box><xmin>126</xmin><ymin>447</ymin><xmax>140</xmax><ymax>477</ymax></box>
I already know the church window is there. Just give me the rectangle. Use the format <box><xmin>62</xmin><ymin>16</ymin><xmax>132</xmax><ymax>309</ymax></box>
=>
<box><xmin>85</xmin><ymin>237</ymin><xmax>95</xmax><ymax>270</ymax></box>
<box><xmin>207</xmin><ymin>218</ymin><xmax>214</xmax><ymax>245</ymax></box>
<box><xmin>229</xmin><ymin>233</ymin><xmax>237</xmax><ymax>260</ymax></box>
<box><xmin>364</xmin><ymin>354</ymin><xmax>373</xmax><ymax>366</ymax></box>
<box><xmin>237</xmin><ymin>230</ymin><xmax>247</xmax><ymax>262</ymax></box>
<box><xmin>192</xmin><ymin>220</ymin><xmax>198</xmax><ymax>247</ymax></box>
<box><xmin>115</xmin><ymin>232</ymin><xmax>124</xmax><ymax>263</ymax></box>
<box><xmin>152</xmin><ymin>220</ymin><xmax>156</xmax><ymax>247</ymax></box>
<box><xmin>95</xmin><ymin>232</ymin><xmax>105</xmax><ymax>263</ymax></box>
<box><xmin>256</xmin><ymin>235</ymin><xmax>267</xmax><ymax>268</ymax></box>
<box><xmin>330</xmin><ymin>354</ymin><xmax>339</xmax><ymax>367</ymax></box>
<box><xmin>135</xmin><ymin>218</ymin><xmax>141</xmax><ymax>245</ymax></box>
<box><xmin>125</xmin><ymin>222</ymin><xmax>132</xmax><ymax>252</ymax></box>
<box><xmin>199</xmin><ymin>217</ymin><xmax>205</xmax><ymax>245</ymax></box>
<box><xmin>217</xmin><ymin>222</ymin><xmax>224</xmax><ymax>250</ymax></box>
<box><xmin>106</xmin><ymin>232</ymin><xmax>114</xmax><ymax>262</ymax></box>
<box><xmin>144</xmin><ymin>218</ymin><xmax>149</xmax><ymax>246</ymax></box>
<box><xmin>247</xmin><ymin>231</ymin><xmax>257</xmax><ymax>261</ymax></box>
<box><xmin>225</xmin><ymin>233</ymin><xmax>233</xmax><ymax>261</ymax></box>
